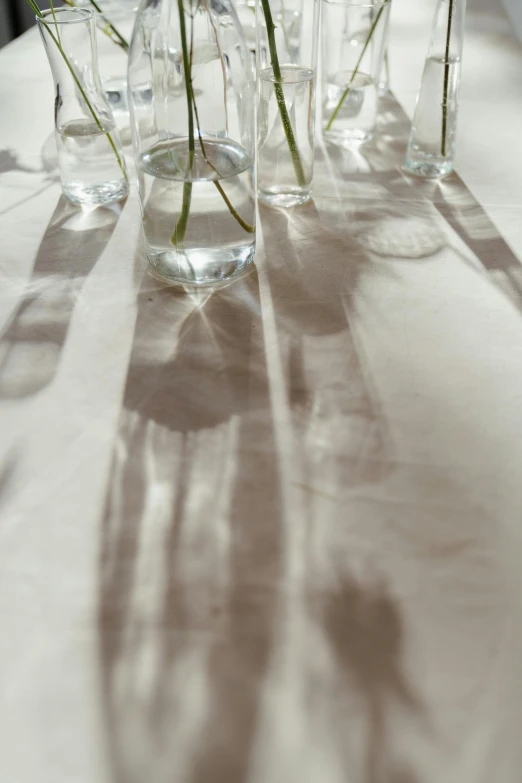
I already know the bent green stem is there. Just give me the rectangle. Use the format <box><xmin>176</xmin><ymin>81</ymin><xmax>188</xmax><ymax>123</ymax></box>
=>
<box><xmin>171</xmin><ymin>0</ymin><xmax>195</xmax><ymax>246</ymax></box>
<box><xmin>325</xmin><ymin>0</ymin><xmax>389</xmax><ymax>131</ymax></box>
<box><xmin>192</xmin><ymin>96</ymin><xmax>255</xmax><ymax>233</ymax></box>
<box><xmin>441</xmin><ymin>0</ymin><xmax>454</xmax><ymax>157</ymax></box>
<box><xmin>259</xmin><ymin>0</ymin><xmax>306</xmax><ymax>187</ymax></box>
<box><xmin>171</xmin><ymin>0</ymin><xmax>254</xmax><ymax>244</ymax></box>
<box><xmin>29</xmin><ymin>0</ymin><xmax>127</xmax><ymax>182</ymax></box>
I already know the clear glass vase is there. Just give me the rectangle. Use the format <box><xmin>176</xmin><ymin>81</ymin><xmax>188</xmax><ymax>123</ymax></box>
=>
<box><xmin>128</xmin><ymin>0</ymin><xmax>256</xmax><ymax>287</ymax></box>
<box><xmin>321</xmin><ymin>0</ymin><xmax>392</xmax><ymax>147</ymax></box>
<box><xmin>256</xmin><ymin>0</ymin><xmax>319</xmax><ymax>207</ymax></box>
<box><xmin>37</xmin><ymin>8</ymin><xmax>128</xmax><ymax>206</ymax></box>
<box><xmin>404</xmin><ymin>0</ymin><xmax>466</xmax><ymax>179</ymax></box>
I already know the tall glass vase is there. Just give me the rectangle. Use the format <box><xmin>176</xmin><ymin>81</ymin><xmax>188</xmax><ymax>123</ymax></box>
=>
<box><xmin>37</xmin><ymin>8</ymin><xmax>128</xmax><ymax>205</ymax></box>
<box><xmin>256</xmin><ymin>0</ymin><xmax>319</xmax><ymax>207</ymax></box>
<box><xmin>404</xmin><ymin>0</ymin><xmax>466</xmax><ymax>179</ymax></box>
<box><xmin>128</xmin><ymin>0</ymin><xmax>256</xmax><ymax>287</ymax></box>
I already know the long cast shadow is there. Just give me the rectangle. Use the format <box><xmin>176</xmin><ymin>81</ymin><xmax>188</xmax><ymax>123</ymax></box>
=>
<box><xmin>259</xmin><ymin>199</ymin><xmax>422</xmax><ymax>782</ymax></box>
<box><xmin>98</xmin><ymin>268</ymin><xmax>282</xmax><ymax>783</ymax></box>
<box><xmin>310</xmin><ymin>574</ymin><xmax>423</xmax><ymax>783</ymax></box>
<box><xmin>0</xmin><ymin>196</ymin><xmax>122</xmax><ymax>398</ymax></box>
<box><xmin>259</xmin><ymin>199</ymin><xmax>394</xmax><ymax>490</ymax></box>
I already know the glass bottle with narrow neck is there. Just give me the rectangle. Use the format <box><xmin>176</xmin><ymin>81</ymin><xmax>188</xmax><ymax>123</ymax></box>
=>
<box><xmin>37</xmin><ymin>7</ymin><xmax>128</xmax><ymax>205</ymax></box>
<box><xmin>127</xmin><ymin>0</ymin><xmax>256</xmax><ymax>287</ymax></box>
<box><xmin>404</xmin><ymin>0</ymin><xmax>466</xmax><ymax>179</ymax></box>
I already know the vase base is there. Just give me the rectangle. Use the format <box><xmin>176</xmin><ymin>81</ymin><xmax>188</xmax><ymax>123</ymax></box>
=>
<box><xmin>323</xmin><ymin>128</ymin><xmax>373</xmax><ymax>148</ymax></box>
<box><xmin>63</xmin><ymin>179</ymin><xmax>129</xmax><ymax>206</ymax></box>
<box><xmin>146</xmin><ymin>242</ymin><xmax>255</xmax><ymax>288</ymax></box>
<box><xmin>258</xmin><ymin>187</ymin><xmax>311</xmax><ymax>209</ymax></box>
<box><xmin>403</xmin><ymin>160</ymin><xmax>453</xmax><ymax>180</ymax></box>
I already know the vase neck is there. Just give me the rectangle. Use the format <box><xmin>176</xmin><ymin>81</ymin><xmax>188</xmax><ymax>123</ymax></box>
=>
<box><xmin>37</xmin><ymin>8</ymin><xmax>113</xmax><ymax>132</ymax></box>
<box><xmin>428</xmin><ymin>0</ymin><xmax>466</xmax><ymax>62</ymax></box>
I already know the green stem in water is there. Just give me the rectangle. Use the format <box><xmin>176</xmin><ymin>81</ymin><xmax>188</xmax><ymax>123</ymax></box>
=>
<box><xmin>325</xmin><ymin>0</ymin><xmax>390</xmax><ymax>132</ymax></box>
<box><xmin>30</xmin><ymin>0</ymin><xmax>128</xmax><ymax>183</ymax></box>
<box><xmin>171</xmin><ymin>0</ymin><xmax>195</xmax><ymax>246</ymax></box>
<box><xmin>192</xmin><ymin>95</ymin><xmax>254</xmax><ymax>233</ymax></box>
<box><xmin>441</xmin><ymin>0</ymin><xmax>454</xmax><ymax>157</ymax></box>
<box><xmin>259</xmin><ymin>0</ymin><xmax>306</xmax><ymax>187</ymax></box>
<box><xmin>172</xmin><ymin>0</ymin><xmax>254</xmax><ymax>242</ymax></box>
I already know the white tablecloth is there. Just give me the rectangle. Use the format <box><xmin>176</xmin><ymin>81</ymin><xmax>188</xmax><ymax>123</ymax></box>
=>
<box><xmin>1</xmin><ymin>2</ymin><xmax>522</xmax><ymax>782</ymax></box>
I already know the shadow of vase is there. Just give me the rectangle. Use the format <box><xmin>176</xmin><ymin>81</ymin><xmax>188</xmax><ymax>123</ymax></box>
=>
<box><xmin>98</xmin><ymin>268</ymin><xmax>283</xmax><ymax>783</ymax></box>
<box><xmin>0</xmin><ymin>196</ymin><xmax>123</xmax><ymax>399</ymax></box>
<box><xmin>259</xmin><ymin>199</ymin><xmax>394</xmax><ymax>490</ymax></box>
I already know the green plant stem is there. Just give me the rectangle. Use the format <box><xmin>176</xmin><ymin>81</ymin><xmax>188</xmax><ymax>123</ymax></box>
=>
<box><xmin>259</xmin><ymin>0</ymin><xmax>306</xmax><ymax>187</ymax></box>
<box><xmin>192</xmin><ymin>96</ymin><xmax>254</xmax><ymax>233</ymax></box>
<box><xmin>49</xmin><ymin>0</ymin><xmax>61</xmax><ymax>44</ymax></box>
<box><xmin>29</xmin><ymin>0</ymin><xmax>127</xmax><ymax>182</ymax></box>
<box><xmin>86</xmin><ymin>0</ymin><xmax>129</xmax><ymax>51</ymax></box>
<box><xmin>171</xmin><ymin>0</ymin><xmax>254</xmax><ymax>243</ymax></box>
<box><xmin>61</xmin><ymin>0</ymin><xmax>129</xmax><ymax>52</ymax></box>
<box><xmin>441</xmin><ymin>0</ymin><xmax>454</xmax><ymax>157</ymax></box>
<box><xmin>171</xmin><ymin>0</ymin><xmax>195</xmax><ymax>246</ymax></box>
<box><xmin>325</xmin><ymin>0</ymin><xmax>389</xmax><ymax>132</ymax></box>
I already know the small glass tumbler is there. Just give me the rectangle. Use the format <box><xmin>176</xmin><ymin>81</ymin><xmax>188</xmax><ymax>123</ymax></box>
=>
<box><xmin>256</xmin><ymin>0</ymin><xmax>319</xmax><ymax>207</ymax></box>
<box><xmin>37</xmin><ymin>8</ymin><xmax>128</xmax><ymax>206</ymax></box>
<box><xmin>322</xmin><ymin>0</ymin><xmax>391</xmax><ymax>147</ymax></box>
<box><xmin>404</xmin><ymin>0</ymin><xmax>466</xmax><ymax>179</ymax></box>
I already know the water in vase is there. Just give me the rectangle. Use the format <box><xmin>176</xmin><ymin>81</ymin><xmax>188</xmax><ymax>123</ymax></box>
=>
<box><xmin>258</xmin><ymin>64</ymin><xmax>315</xmax><ymax>208</ymax></box>
<box><xmin>323</xmin><ymin>71</ymin><xmax>378</xmax><ymax>145</ymax></box>
<box><xmin>57</xmin><ymin>117</ymin><xmax>128</xmax><ymax>204</ymax></box>
<box><xmin>405</xmin><ymin>55</ymin><xmax>461</xmax><ymax>178</ymax></box>
<box><xmin>139</xmin><ymin>137</ymin><xmax>255</xmax><ymax>286</ymax></box>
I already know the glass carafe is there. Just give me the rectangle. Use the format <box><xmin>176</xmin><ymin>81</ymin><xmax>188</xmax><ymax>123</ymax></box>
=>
<box><xmin>128</xmin><ymin>0</ymin><xmax>256</xmax><ymax>287</ymax></box>
<box><xmin>37</xmin><ymin>7</ymin><xmax>128</xmax><ymax>205</ymax></box>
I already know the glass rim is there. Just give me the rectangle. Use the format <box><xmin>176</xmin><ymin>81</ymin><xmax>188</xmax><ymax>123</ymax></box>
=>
<box><xmin>38</xmin><ymin>7</ymin><xmax>94</xmax><ymax>25</ymax></box>
<box><xmin>322</xmin><ymin>0</ymin><xmax>390</xmax><ymax>7</ymax></box>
